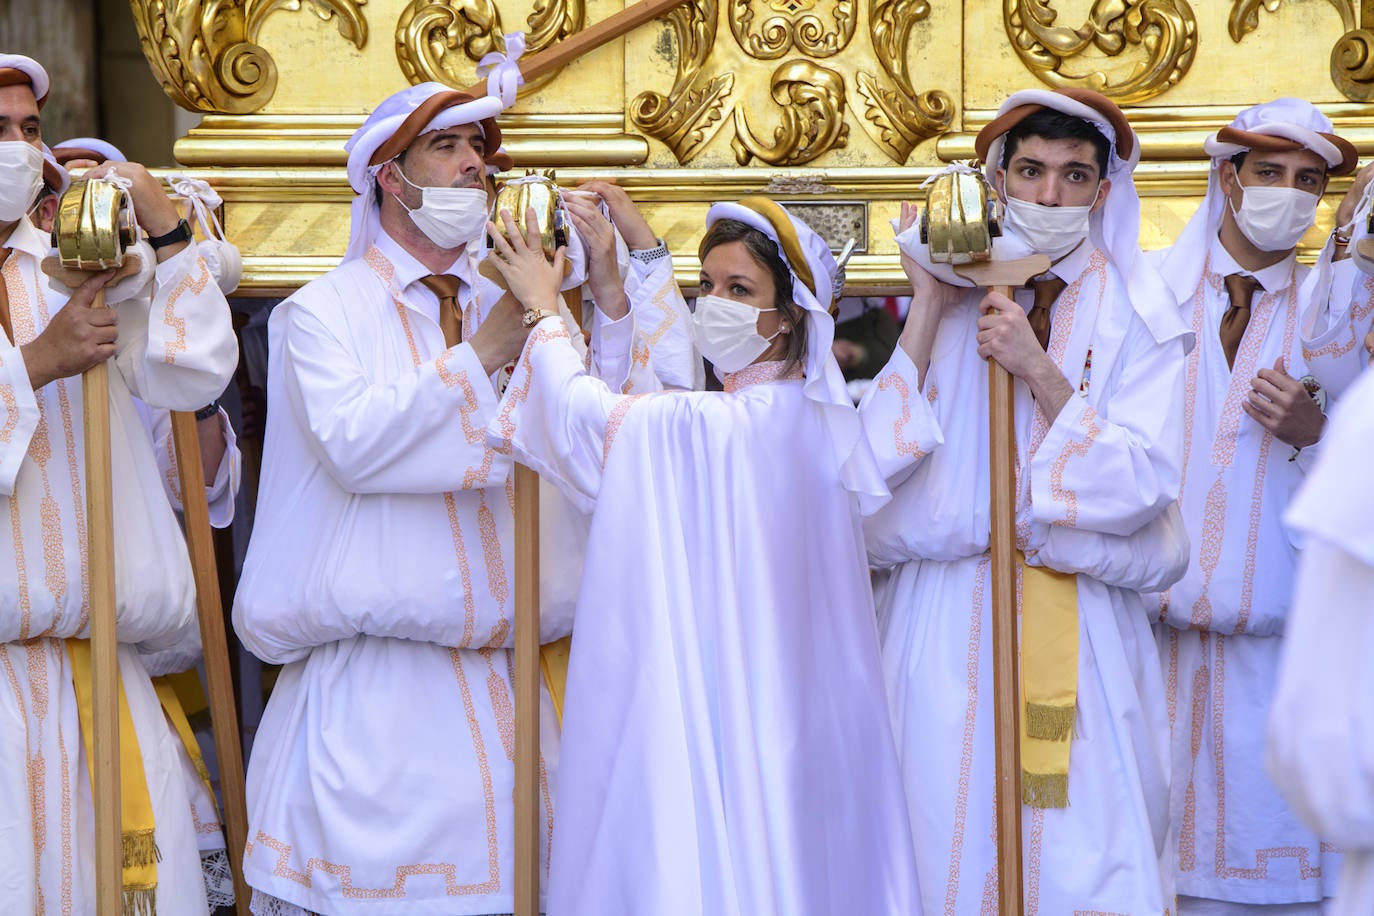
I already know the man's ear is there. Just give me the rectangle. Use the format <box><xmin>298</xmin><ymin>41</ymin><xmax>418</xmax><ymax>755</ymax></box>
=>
<box><xmin>375</xmin><ymin>160</ymin><xmax>403</xmax><ymax>197</ymax></box>
<box><xmin>1218</xmin><ymin>159</ymin><xmax>1239</xmax><ymax>199</ymax></box>
<box><xmin>1092</xmin><ymin>178</ymin><xmax>1112</xmax><ymax>213</ymax></box>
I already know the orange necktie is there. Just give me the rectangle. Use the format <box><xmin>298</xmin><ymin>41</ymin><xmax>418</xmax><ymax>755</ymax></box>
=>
<box><xmin>1220</xmin><ymin>273</ymin><xmax>1261</xmax><ymax>370</ymax></box>
<box><xmin>419</xmin><ymin>273</ymin><xmax>463</xmax><ymax>347</ymax></box>
<box><xmin>1026</xmin><ymin>274</ymin><xmax>1066</xmax><ymax>351</ymax></box>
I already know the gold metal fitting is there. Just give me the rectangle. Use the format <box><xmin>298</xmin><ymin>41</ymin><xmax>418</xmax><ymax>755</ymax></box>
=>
<box><xmin>920</xmin><ymin>164</ymin><xmax>1002</xmax><ymax>266</ymax></box>
<box><xmin>53</xmin><ymin>178</ymin><xmax>137</xmax><ymax>271</ymax></box>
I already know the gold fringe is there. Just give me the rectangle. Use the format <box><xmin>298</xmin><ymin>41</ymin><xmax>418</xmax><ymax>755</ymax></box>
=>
<box><xmin>122</xmin><ymin>828</ymin><xmax>162</xmax><ymax>869</ymax></box>
<box><xmin>1022</xmin><ymin>770</ymin><xmax>1069</xmax><ymax>809</ymax></box>
<box><xmin>1025</xmin><ymin>702</ymin><xmax>1076</xmax><ymax>741</ymax></box>
<box><xmin>123</xmin><ymin>885</ymin><xmax>157</xmax><ymax>916</ymax></box>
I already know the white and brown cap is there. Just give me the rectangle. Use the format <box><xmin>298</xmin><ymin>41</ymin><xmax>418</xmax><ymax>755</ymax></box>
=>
<box><xmin>0</xmin><ymin>53</ymin><xmax>49</xmax><ymax>109</ymax></box>
<box><xmin>1203</xmin><ymin>97</ymin><xmax>1356</xmax><ymax>175</ymax></box>
<box><xmin>343</xmin><ymin>81</ymin><xmax>507</xmax><ymax>260</ymax></box>
<box><xmin>974</xmin><ymin>87</ymin><xmax>1134</xmax><ymax>169</ymax></box>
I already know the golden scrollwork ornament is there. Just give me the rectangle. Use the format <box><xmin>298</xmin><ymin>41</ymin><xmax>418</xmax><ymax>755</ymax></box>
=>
<box><xmin>395</xmin><ymin>0</ymin><xmax>584</xmax><ymax>93</ymax></box>
<box><xmin>729</xmin><ymin>0</ymin><xmax>857</xmax><ymax>60</ymax></box>
<box><xmin>731</xmin><ymin>60</ymin><xmax>848</xmax><ymax>166</ymax></box>
<box><xmin>629</xmin><ymin>0</ymin><xmax>737</xmax><ymax>164</ymax></box>
<box><xmin>854</xmin><ymin>0</ymin><xmax>953</xmax><ymax>164</ymax></box>
<box><xmin>1228</xmin><ymin>0</ymin><xmax>1374</xmax><ymax>102</ymax></box>
<box><xmin>129</xmin><ymin>0</ymin><xmax>369</xmax><ymax>114</ymax></box>
<box><xmin>1003</xmin><ymin>0</ymin><xmax>1198</xmax><ymax>104</ymax></box>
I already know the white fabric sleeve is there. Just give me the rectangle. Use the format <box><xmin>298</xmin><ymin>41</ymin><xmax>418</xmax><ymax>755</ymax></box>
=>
<box><xmin>488</xmin><ymin>317</ymin><xmax>629</xmax><ymax>513</ymax></box>
<box><xmin>281</xmin><ymin>301</ymin><xmax>510</xmax><ymax>495</ymax></box>
<box><xmin>202</xmin><ymin>410</ymin><xmax>240</xmax><ymax>528</ymax></box>
<box><xmin>0</xmin><ymin>343</ymin><xmax>40</xmax><ymax>495</ymax></box>
<box><xmin>590</xmin><ymin>248</ymin><xmax>700</xmax><ymax>394</ymax></box>
<box><xmin>144</xmin><ymin>406</ymin><xmax>240</xmax><ymax>528</ymax></box>
<box><xmin>1302</xmin><ymin>259</ymin><xmax>1373</xmax><ymax>398</ymax></box>
<box><xmin>1031</xmin><ymin>321</ymin><xmax>1186</xmax><ymax>537</ymax></box>
<box><xmin>858</xmin><ymin>345</ymin><xmax>945</xmax><ymax>488</ymax></box>
<box><xmin>1266</xmin><ymin>538</ymin><xmax>1374</xmax><ymax>850</ymax></box>
<box><xmin>112</xmin><ymin>247</ymin><xmax>238</xmax><ymax>410</ymax></box>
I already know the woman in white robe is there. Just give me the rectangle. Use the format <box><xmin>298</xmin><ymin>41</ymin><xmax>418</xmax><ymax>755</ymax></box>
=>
<box><xmin>484</xmin><ymin>198</ymin><xmax>921</xmax><ymax>916</ymax></box>
<box><xmin>1267</xmin><ymin>366</ymin><xmax>1374</xmax><ymax>916</ymax></box>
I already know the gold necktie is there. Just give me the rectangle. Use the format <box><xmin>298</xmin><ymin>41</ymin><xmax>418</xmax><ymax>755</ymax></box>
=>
<box><xmin>1026</xmin><ymin>274</ymin><xmax>1066</xmax><ymax>351</ymax></box>
<box><xmin>419</xmin><ymin>273</ymin><xmax>463</xmax><ymax>347</ymax></box>
<box><xmin>0</xmin><ymin>248</ymin><xmax>13</xmax><ymax>344</ymax></box>
<box><xmin>1220</xmin><ymin>273</ymin><xmax>1261</xmax><ymax>370</ymax></box>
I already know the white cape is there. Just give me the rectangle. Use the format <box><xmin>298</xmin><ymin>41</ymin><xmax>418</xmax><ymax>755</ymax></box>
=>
<box><xmin>488</xmin><ymin>322</ymin><xmax>922</xmax><ymax>916</ymax></box>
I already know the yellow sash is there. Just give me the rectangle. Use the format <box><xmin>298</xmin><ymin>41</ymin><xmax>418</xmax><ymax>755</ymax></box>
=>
<box><xmin>66</xmin><ymin>639</ymin><xmax>160</xmax><ymax>915</ymax></box>
<box><xmin>540</xmin><ymin>636</ymin><xmax>572</xmax><ymax>726</ymax></box>
<box><xmin>1017</xmin><ymin>555</ymin><xmax>1079</xmax><ymax>808</ymax></box>
<box><xmin>151</xmin><ymin>674</ymin><xmax>217</xmax><ymax>816</ymax></box>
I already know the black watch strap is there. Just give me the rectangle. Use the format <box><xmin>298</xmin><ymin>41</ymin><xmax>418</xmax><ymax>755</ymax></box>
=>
<box><xmin>147</xmin><ymin>218</ymin><xmax>193</xmax><ymax>250</ymax></box>
<box><xmin>193</xmin><ymin>400</ymin><xmax>221</xmax><ymax>422</ymax></box>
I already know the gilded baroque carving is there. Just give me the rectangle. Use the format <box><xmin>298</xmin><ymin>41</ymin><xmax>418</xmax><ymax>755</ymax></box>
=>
<box><xmin>128</xmin><ymin>0</ymin><xmax>368</xmax><ymax>113</ymax></box>
<box><xmin>729</xmin><ymin>0</ymin><xmax>857</xmax><ymax>60</ymax></box>
<box><xmin>731</xmin><ymin>60</ymin><xmax>848</xmax><ymax>166</ymax></box>
<box><xmin>1228</xmin><ymin>1</ymin><xmax>1374</xmax><ymax>102</ymax></box>
<box><xmin>629</xmin><ymin>0</ymin><xmax>736</xmax><ymax>163</ymax></box>
<box><xmin>1003</xmin><ymin>0</ymin><xmax>1198</xmax><ymax>104</ymax></box>
<box><xmin>854</xmin><ymin>0</ymin><xmax>953</xmax><ymax>163</ymax></box>
<box><xmin>395</xmin><ymin>0</ymin><xmax>584</xmax><ymax>92</ymax></box>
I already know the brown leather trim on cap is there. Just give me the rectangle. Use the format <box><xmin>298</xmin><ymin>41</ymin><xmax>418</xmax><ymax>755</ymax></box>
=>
<box><xmin>52</xmin><ymin>147</ymin><xmax>105</xmax><ymax>166</ymax></box>
<box><xmin>1216</xmin><ymin>126</ymin><xmax>1357</xmax><ymax>176</ymax></box>
<box><xmin>974</xmin><ymin>88</ymin><xmax>1132</xmax><ymax>166</ymax></box>
<box><xmin>0</xmin><ymin>67</ymin><xmax>44</xmax><ymax>108</ymax></box>
<box><xmin>732</xmin><ymin>196</ymin><xmax>817</xmax><ymax>301</ymax></box>
<box><xmin>369</xmin><ymin>90</ymin><xmax>504</xmax><ymax>167</ymax></box>
<box><xmin>489</xmin><ymin>149</ymin><xmax>515</xmax><ymax>172</ymax></box>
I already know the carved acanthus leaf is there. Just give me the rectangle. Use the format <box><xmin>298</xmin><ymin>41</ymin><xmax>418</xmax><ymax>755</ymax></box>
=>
<box><xmin>732</xmin><ymin>60</ymin><xmax>848</xmax><ymax>166</ymax></box>
<box><xmin>854</xmin><ymin>0</ymin><xmax>953</xmax><ymax>163</ymax></box>
<box><xmin>1004</xmin><ymin>0</ymin><xmax>1198</xmax><ymax>104</ymax></box>
<box><xmin>129</xmin><ymin>0</ymin><xmax>369</xmax><ymax>113</ymax></box>
<box><xmin>630</xmin><ymin>0</ymin><xmax>736</xmax><ymax>163</ymax></box>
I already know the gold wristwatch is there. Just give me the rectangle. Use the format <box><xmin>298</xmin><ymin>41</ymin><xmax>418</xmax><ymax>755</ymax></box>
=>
<box><xmin>523</xmin><ymin>308</ymin><xmax>557</xmax><ymax>327</ymax></box>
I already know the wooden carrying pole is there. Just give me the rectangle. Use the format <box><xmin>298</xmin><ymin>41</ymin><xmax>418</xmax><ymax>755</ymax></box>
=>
<box><xmin>169</xmin><ymin>411</ymin><xmax>252</xmax><ymax>916</ymax></box>
<box><xmin>512</xmin><ymin>463</ymin><xmax>541</xmax><ymax>916</ymax></box>
<box><xmin>461</xmin><ymin>0</ymin><xmax>691</xmax><ymax>99</ymax></box>
<box><xmin>955</xmin><ymin>255</ymin><xmax>1047</xmax><ymax>916</ymax></box>
<box><xmin>84</xmin><ymin>288</ymin><xmax>123</xmax><ymax>916</ymax></box>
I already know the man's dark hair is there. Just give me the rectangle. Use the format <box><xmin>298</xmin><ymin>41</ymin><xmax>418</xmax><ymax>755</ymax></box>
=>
<box><xmin>372</xmin><ymin>148</ymin><xmax>408</xmax><ymax>206</ymax></box>
<box><xmin>1001</xmin><ymin>109</ymin><xmax>1110</xmax><ymax>177</ymax></box>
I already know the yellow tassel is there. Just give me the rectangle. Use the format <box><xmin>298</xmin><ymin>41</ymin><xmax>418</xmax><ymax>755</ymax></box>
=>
<box><xmin>1025</xmin><ymin>702</ymin><xmax>1076</xmax><ymax>741</ymax></box>
<box><xmin>123</xmin><ymin>885</ymin><xmax>157</xmax><ymax>916</ymax></box>
<box><xmin>1022</xmin><ymin>770</ymin><xmax>1069</xmax><ymax>809</ymax></box>
<box><xmin>122</xmin><ymin>828</ymin><xmax>161</xmax><ymax>870</ymax></box>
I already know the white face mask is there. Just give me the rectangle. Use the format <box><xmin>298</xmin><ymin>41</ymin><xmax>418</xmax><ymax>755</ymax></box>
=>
<box><xmin>0</xmin><ymin>142</ymin><xmax>43</xmax><ymax>223</ymax></box>
<box><xmin>1002</xmin><ymin>191</ymin><xmax>1097</xmax><ymax>260</ymax></box>
<box><xmin>391</xmin><ymin>163</ymin><xmax>489</xmax><ymax>249</ymax></box>
<box><xmin>692</xmin><ymin>294</ymin><xmax>781</xmax><ymax>374</ymax></box>
<box><xmin>1229</xmin><ymin>179</ymin><xmax>1320</xmax><ymax>252</ymax></box>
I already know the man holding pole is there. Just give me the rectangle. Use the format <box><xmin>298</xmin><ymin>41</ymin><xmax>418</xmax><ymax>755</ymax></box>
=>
<box><xmin>0</xmin><ymin>52</ymin><xmax>239</xmax><ymax>914</ymax></box>
<box><xmin>1151</xmin><ymin>98</ymin><xmax>1357</xmax><ymax>914</ymax></box>
<box><xmin>860</xmin><ymin>88</ymin><xmax>1191</xmax><ymax>913</ymax></box>
<box><xmin>233</xmin><ymin>76</ymin><xmax>691</xmax><ymax>916</ymax></box>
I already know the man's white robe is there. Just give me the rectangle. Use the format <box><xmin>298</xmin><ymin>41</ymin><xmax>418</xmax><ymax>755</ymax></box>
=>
<box><xmin>1150</xmin><ymin>238</ymin><xmax>1340</xmax><ymax>910</ymax></box>
<box><xmin>1269</xmin><ymin>367</ymin><xmax>1374</xmax><ymax>916</ymax></box>
<box><xmin>486</xmin><ymin>320</ymin><xmax>922</xmax><ymax>916</ymax></box>
<box><xmin>233</xmin><ymin>231</ymin><xmax>692</xmax><ymax>915</ymax></box>
<box><xmin>0</xmin><ymin>216</ymin><xmax>238</xmax><ymax>914</ymax></box>
<box><xmin>861</xmin><ymin>243</ymin><xmax>1190</xmax><ymax>915</ymax></box>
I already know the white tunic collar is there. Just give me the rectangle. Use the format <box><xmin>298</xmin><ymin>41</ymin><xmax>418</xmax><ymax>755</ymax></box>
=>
<box><xmin>1208</xmin><ymin>233</ymin><xmax>1297</xmax><ymax>293</ymax></box>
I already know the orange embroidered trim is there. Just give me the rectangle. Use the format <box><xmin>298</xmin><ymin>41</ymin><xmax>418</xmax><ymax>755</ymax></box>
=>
<box><xmin>1024</xmin><ymin>807</ymin><xmax>1045</xmax><ymax>916</ymax></box>
<box><xmin>1188</xmin><ymin>473</ymin><xmax>1228</xmax><ymax>630</ymax></box>
<box><xmin>603</xmin><ymin>395</ymin><xmax>647</xmax><ymax>466</ymax></box>
<box><xmin>1303</xmin><ymin>274</ymin><xmax>1374</xmax><ymax>361</ymax></box>
<box><xmin>876</xmin><ymin>372</ymin><xmax>928</xmax><ymax>460</ymax></box>
<box><xmin>944</xmin><ymin>557</ymin><xmax>990</xmax><ymax>916</ymax></box>
<box><xmin>161</xmin><ymin>256</ymin><xmax>213</xmax><ymax>365</ymax></box>
<box><xmin>1179</xmin><ymin>630</ymin><xmax>1210</xmax><ymax>873</ymax></box>
<box><xmin>0</xmin><ymin>354</ymin><xmax>19</xmax><ymax>444</ymax></box>
<box><xmin>1047</xmin><ymin>406</ymin><xmax>1102</xmax><ymax>528</ymax></box>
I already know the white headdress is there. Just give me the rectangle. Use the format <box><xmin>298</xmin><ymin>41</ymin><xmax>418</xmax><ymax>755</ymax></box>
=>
<box><xmin>343</xmin><ymin>81</ymin><xmax>506</xmax><ymax>262</ymax></box>
<box><xmin>704</xmin><ymin>198</ymin><xmax>888</xmax><ymax>511</ymax></box>
<box><xmin>0</xmin><ymin>54</ymin><xmax>49</xmax><ymax>107</ymax></box>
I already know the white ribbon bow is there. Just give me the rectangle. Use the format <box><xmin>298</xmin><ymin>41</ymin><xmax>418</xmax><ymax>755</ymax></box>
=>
<box><xmin>166</xmin><ymin>173</ymin><xmax>227</xmax><ymax>240</ymax></box>
<box><xmin>477</xmin><ymin>32</ymin><xmax>527</xmax><ymax>108</ymax></box>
